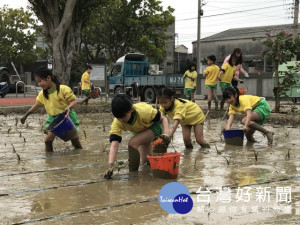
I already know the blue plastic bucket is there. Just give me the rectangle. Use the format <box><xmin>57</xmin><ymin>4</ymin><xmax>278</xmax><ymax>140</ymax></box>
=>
<box><xmin>49</xmin><ymin>112</ymin><xmax>76</xmax><ymax>141</ymax></box>
<box><xmin>223</xmin><ymin>129</ymin><xmax>244</xmax><ymax>146</ymax></box>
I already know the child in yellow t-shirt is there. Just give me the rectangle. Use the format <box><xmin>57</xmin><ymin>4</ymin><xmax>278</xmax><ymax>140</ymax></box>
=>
<box><xmin>218</xmin><ymin>56</ymin><xmax>243</xmax><ymax>110</ymax></box>
<box><xmin>81</xmin><ymin>64</ymin><xmax>93</xmax><ymax>105</ymax></box>
<box><xmin>223</xmin><ymin>87</ymin><xmax>273</xmax><ymax>146</ymax></box>
<box><xmin>203</xmin><ymin>55</ymin><xmax>220</xmax><ymax>110</ymax></box>
<box><xmin>21</xmin><ymin>67</ymin><xmax>82</xmax><ymax>152</ymax></box>
<box><xmin>158</xmin><ymin>88</ymin><xmax>210</xmax><ymax>149</ymax></box>
<box><xmin>183</xmin><ymin>63</ymin><xmax>197</xmax><ymax>102</ymax></box>
<box><xmin>104</xmin><ymin>94</ymin><xmax>170</xmax><ymax>179</ymax></box>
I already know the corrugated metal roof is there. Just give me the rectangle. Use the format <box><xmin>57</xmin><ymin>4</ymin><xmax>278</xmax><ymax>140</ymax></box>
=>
<box><xmin>192</xmin><ymin>23</ymin><xmax>300</xmax><ymax>43</ymax></box>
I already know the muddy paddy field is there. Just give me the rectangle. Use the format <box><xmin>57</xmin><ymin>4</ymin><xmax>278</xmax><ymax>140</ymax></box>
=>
<box><xmin>0</xmin><ymin>107</ymin><xmax>299</xmax><ymax>225</ymax></box>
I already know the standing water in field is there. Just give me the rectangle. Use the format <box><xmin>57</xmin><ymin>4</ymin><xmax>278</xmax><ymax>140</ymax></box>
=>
<box><xmin>0</xmin><ymin>113</ymin><xmax>299</xmax><ymax>224</ymax></box>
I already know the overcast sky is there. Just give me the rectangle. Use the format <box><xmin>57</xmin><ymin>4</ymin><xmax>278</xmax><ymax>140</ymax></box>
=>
<box><xmin>0</xmin><ymin>0</ymin><xmax>298</xmax><ymax>53</ymax></box>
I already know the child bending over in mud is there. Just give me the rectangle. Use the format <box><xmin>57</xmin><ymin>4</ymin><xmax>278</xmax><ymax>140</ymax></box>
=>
<box><xmin>105</xmin><ymin>94</ymin><xmax>170</xmax><ymax>179</ymax></box>
<box><xmin>21</xmin><ymin>67</ymin><xmax>82</xmax><ymax>152</ymax></box>
<box><xmin>223</xmin><ymin>87</ymin><xmax>273</xmax><ymax>146</ymax></box>
<box><xmin>157</xmin><ymin>88</ymin><xmax>210</xmax><ymax>149</ymax></box>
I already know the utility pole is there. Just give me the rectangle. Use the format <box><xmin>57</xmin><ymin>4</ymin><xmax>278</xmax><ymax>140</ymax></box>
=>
<box><xmin>196</xmin><ymin>0</ymin><xmax>202</xmax><ymax>74</ymax></box>
<box><xmin>292</xmin><ymin>0</ymin><xmax>299</xmax><ymax>60</ymax></box>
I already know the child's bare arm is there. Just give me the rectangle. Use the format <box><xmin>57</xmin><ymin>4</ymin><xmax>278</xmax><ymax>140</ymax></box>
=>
<box><xmin>233</xmin><ymin>76</ymin><xmax>243</xmax><ymax>82</ymax></box>
<box><xmin>160</xmin><ymin>115</ymin><xmax>169</xmax><ymax>135</ymax></box>
<box><xmin>243</xmin><ymin>110</ymin><xmax>252</xmax><ymax>130</ymax></box>
<box><xmin>108</xmin><ymin>141</ymin><xmax>119</xmax><ymax>164</ymax></box>
<box><xmin>169</xmin><ymin>119</ymin><xmax>180</xmax><ymax>137</ymax></box>
<box><xmin>225</xmin><ymin>114</ymin><xmax>235</xmax><ymax>130</ymax></box>
<box><xmin>66</xmin><ymin>99</ymin><xmax>78</xmax><ymax>111</ymax></box>
<box><xmin>218</xmin><ymin>71</ymin><xmax>224</xmax><ymax>80</ymax></box>
<box><xmin>21</xmin><ymin>103</ymin><xmax>41</xmax><ymax>124</ymax></box>
<box><xmin>104</xmin><ymin>141</ymin><xmax>119</xmax><ymax>179</ymax></box>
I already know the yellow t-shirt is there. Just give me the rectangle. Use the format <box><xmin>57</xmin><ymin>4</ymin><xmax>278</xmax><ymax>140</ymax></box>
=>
<box><xmin>109</xmin><ymin>102</ymin><xmax>159</xmax><ymax>141</ymax></box>
<box><xmin>81</xmin><ymin>72</ymin><xmax>91</xmax><ymax>90</ymax></box>
<box><xmin>183</xmin><ymin>70</ymin><xmax>197</xmax><ymax>89</ymax></box>
<box><xmin>220</xmin><ymin>63</ymin><xmax>236</xmax><ymax>84</ymax></box>
<box><xmin>36</xmin><ymin>85</ymin><xmax>76</xmax><ymax>116</ymax></box>
<box><xmin>228</xmin><ymin>95</ymin><xmax>262</xmax><ymax>115</ymax></box>
<box><xmin>160</xmin><ymin>99</ymin><xmax>205</xmax><ymax>125</ymax></box>
<box><xmin>204</xmin><ymin>64</ymin><xmax>220</xmax><ymax>85</ymax></box>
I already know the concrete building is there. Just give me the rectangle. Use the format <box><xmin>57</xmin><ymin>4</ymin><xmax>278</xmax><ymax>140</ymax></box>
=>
<box><xmin>160</xmin><ymin>23</ymin><xmax>176</xmax><ymax>74</ymax></box>
<box><xmin>174</xmin><ymin>44</ymin><xmax>189</xmax><ymax>73</ymax></box>
<box><xmin>192</xmin><ymin>23</ymin><xmax>300</xmax><ymax>73</ymax></box>
<box><xmin>192</xmin><ymin>23</ymin><xmax>300</xmax><ymax>98</ymax></box>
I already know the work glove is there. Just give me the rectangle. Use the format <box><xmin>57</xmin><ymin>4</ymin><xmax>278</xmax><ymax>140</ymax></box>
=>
<box><xmin>104</xmin><ymin>163</ymin><xmax>114</xmax><ymax>179</ymax></box>
<box><xmin>160</xmin><ymin>134</ymin><xmax>171</xmax><ymax>146</ymax></box>
<box><xmin>20</xmin><ymin>116</ymin><xmax>27</xmax><ymax>124</ymax></box>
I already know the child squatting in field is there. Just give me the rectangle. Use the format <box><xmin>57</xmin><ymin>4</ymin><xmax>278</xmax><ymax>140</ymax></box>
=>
<box><xmin>105</xmin><ymin>94</ymin><xmax>170</xmax><ymax>179</ymax></box>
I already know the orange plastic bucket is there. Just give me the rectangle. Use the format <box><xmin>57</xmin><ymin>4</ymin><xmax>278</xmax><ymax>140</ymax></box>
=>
<box><xmin>147</xmin><ymin>152</ymin><xmax>182</xmax><ymax>179</ymax></box>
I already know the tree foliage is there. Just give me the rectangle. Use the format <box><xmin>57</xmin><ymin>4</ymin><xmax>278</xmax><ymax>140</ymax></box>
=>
<box><xmin>81</xmin><ymin>0</ymin><xmax>174</xmax><ymax>64</ymax></box>
<box><xmin>258</xmin><ymin>31</ymin><xmax>300</xmax><ymax>112</ymax></box>
<box><xmin>0</xmin><ymin>5</ymin><xmax>38</xmax><ymax>66</ymax></box>
<box><xmin>29</xmin><ymin>0</ymin><xmax>104</xmax><ymax>84</ymax></box>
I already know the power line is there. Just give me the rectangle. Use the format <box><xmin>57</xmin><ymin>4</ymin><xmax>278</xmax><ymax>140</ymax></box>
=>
<box><xmin>176</xmin><ymin>4</ymin><xmax>291</xmax><ymax>22</ymax></box>
<box><xmin>173</xmin><ymin>1</ymin><xmax>286</xmax><ymax>16</ymax></box>
<box><xmin>202</xmin><ymin>4</ymin><xmax>292</xmax><ymax>19</ymax></box>
<box><xmin>176</xmin><ymin>10</ymin><xmax>288</xmax><ymax>26</ymax></box>
<box><xmin>209</xmin><ymin>0</ymin><xmax>286</xmax><ymax>3</ymax></box>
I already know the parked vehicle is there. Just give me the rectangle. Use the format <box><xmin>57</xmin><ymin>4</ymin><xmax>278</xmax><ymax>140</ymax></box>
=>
<box><xmin>0</xmin><ymin>67</ymin><xmax>10</xmax><ymax>83</ymax></box>
<box><xmin>109</xmin><ymin>53</ymin><xmax>185</xmax><ymax>103</ymax></box>
<box><xmin>0</xmin><ymin>82</ymin><xmax>9</xmax><ymax>98</ymax></box>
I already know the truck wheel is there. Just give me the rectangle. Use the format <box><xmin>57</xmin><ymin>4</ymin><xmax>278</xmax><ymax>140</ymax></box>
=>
<box><xmin>144</xmin><ymin>87</ymin><xmax>156</xmax><ymax>103</ymax></box>
<box><xmin>0</xmin><ymin>70</ymin><xmax>10</xmax><ymax>84</ymax></box>
<box><xmin>114</xmin><ymin>86</ymin><xmax>123</xmax><ymax>95</ymax></box>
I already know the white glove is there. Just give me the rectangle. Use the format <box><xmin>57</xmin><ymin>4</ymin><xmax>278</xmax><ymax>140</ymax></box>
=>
<box><xmin>244</xmin><ymin>72</ymin><xmax>249</xmax><ymax>78</ymax></box>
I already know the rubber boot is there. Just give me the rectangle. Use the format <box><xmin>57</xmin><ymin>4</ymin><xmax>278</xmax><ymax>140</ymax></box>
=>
<box><xmin>220</xmin><ymin>99</ymin><xmax>225</xmax><ymax>111</ymax></box>
<box><xmin>215</xmin><ymin>100</ymin><xmax>219</xmax><ymax>110</ymax></box>
<box><xmin>185</xmin><ymin>144</ymin><xmax>193</xmax><ymax>149</ymax></box>
<box><xmin>45</xmin><ymin>141</ymin><xmax>53</xmax><ymax>152</ymax></box>
<box><xmin>128</xmin><ymin>146</ymin><xmax>140</xmax><ymax>171</ymax></box>
<box><xmin>245</xmin><ymin>128</ymin><xmax>256</xmax><ymax>142</ymax></box>
<box><xmin>248</xmin><ymin>123</ymin><xmax>274</xmax><ymax>146</ymax></box>
<box><xmin>200</xmin><ymin>143</ymin><xmax>211</xmax><ymax>148</ymax></box>
<box><xmin>81</xmin><ymin>96</ymin><xmax>91</xmax><ymax>105</ymax></box>
<box><xmin>208</xmin><ymin>101</ymin><xmax>211</xmax><ymax>111</ymax></box>
<box><xmin>71</xmin><ymin>138</ymin><xmax>83</xmax><ymax>149</ymax></box>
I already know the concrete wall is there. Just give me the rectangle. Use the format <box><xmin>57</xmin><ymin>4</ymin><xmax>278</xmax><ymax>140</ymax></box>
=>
<box><xmin>196</xmin><ymin>72</ymin><xmax>274</xmax><ymax>98</ymax></box>
<box><xmin>160</xmin><ymin>23</ymin><xmax>175</xmax><ymax>74</ymax></box>
<box><xmin>192</xmin><ymin>38</ymin><xmax>267</xmax><ymax>72</ymax></box>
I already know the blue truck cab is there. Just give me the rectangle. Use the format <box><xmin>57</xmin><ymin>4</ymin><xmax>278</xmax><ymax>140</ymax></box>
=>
<box><xmin>109</xmin><ymin>53</ymin><xmax>184</xmax><ymax>103</ymax></box>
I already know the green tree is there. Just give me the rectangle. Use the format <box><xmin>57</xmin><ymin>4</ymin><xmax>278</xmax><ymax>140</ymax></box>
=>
<box><xmin>29</xmin><ymin>0</ymin><xmax>105</xmax><ymax>84</ymax></box>
<box><xmin>259</xmin><ymin>31</ymin><xmax>300</xmax><ymax>112</ymax></box>
<box><xmin>0</xmin><ymin>5</ymin><xmax>38</xmax><ymax>66</ymax></box>
<box><xmin>81</xmin><ymin>0</ymin><xmax>174</xmax><ymax>64</ymax></box>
